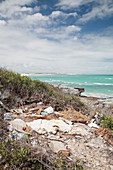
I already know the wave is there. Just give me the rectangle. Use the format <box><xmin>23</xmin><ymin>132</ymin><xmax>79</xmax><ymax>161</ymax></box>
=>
<box><xmin>105</xmin><ymin>78</ymin><xmax>113</xmax><ymax>80</ymax></box>
<box><xmin>82</xmin><ymin>92</ymin><xmax>113</xmax><ymax>100</ymax></box>
<box><xmin>44</xmin><ymin>80</ymin><xmax>113</xmax><ymax>86</ymax></box>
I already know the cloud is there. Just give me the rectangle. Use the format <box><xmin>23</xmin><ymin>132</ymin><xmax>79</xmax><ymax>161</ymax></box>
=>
<box><xmin>56</xmin><ymin>0</ymin><xmax>83</xmax><ymax>9</ymax></box>
<box><xmin>50</xmin><ymin>10</ymin><xmax>77</xmax><ymax>18</ymax></box>
<box><xmin>0</xmin><ymin>0</ymin><xmax>35</xmax><ymax>18</ymax></box>
<box><xmin>0</xmin><ymin>18</ymin><xmax>113</xmax><ymax>74</ymax></box>
<box><xmin>0</xmin><ymin>0</ymin><xmax>113</xmax><ymax>74</ymax></box>
<box><xmin>66</xmin><ymin>25</ymin><xmax>81</xmax><ymax>32</ymax></box>
<box><xmin>78</xmin><ymin>2</ymin><xmax>113</xmax><ymax>23</ymax></box>
<box><xmin>0</xmin><ymin>20</ymin><xmax>6</xmax><ymax>25</ymax></box>
<box><xmin>57</xmin><ymin>0</ymin><xmax>113</xmax><ymax>23</ymax></box>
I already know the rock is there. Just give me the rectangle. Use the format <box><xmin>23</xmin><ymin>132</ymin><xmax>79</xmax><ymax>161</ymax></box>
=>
<box><xmin>69</xmin><ymin>126</ymin><xmax>89</xmax><ymax>136</ymax></box>
<box><xmin>49</xmin><ymin>141</ymin><xmax>66</xmax><ymax>153</ymax></box>
<box><xmin>52</xmin><ymin>84</ymin><xmax>84</xmax><ymax>96</ymax></box>
<box><xmin>27</xmin><ymin>119</ymin><xmax>72</xmax><ymax>134</ymax></box>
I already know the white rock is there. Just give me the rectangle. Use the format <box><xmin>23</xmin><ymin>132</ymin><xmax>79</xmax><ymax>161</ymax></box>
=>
<box><xmin>69</xmin><ymin>126</ymin><xmax>89</xmax><ymax>136</ymax></box>
<box><xmin>27</xmin><ymin>119</ymin><xmax>72</xmax><ymax>134</ymax></box>
<box><xmin>49</xmin><ymin>141</ymin><xmax>66</xmax><ymax>153</ymax></box>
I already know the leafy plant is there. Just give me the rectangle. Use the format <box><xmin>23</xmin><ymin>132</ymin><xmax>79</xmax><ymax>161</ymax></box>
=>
<box><xmin>101</xmin><ymin>115</ymin><xmax>113</xmax><ymax>130</ymax></box>
<box><xmin>0</xmin><ymin>140</ymin><xmax>42</xmax><ymax>169</ymax></box>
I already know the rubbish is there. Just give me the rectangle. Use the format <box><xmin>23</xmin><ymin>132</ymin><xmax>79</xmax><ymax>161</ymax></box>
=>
<box><xmin>4</xmin><ymin>113</ymin><xmax>12</xmax><ymax>121</ymax></box>
<box><xmin>15</xmin><ymin>109</ymin><xmax>23</xmax><ymax>114</ymax></box>
<box><xmin>49</xmin><ymin>141</ymin><xmax>66</xmax><ymax>153</ymax></box>
<box><xmin>88</xmin><ymin>119</ymin><xmax>99</xmax><ymax>128</ymax></box>
<box><xmin>44</xmin><ymin>106</ymin><xmax>54</xmax><ymax>114</ymax></box>
<box><xmin>41</xmin><ymin>112</ymin><xmax>48</xmax><ymax>115</ymax></box>
<box><xmin>37</xmin><ymin>102</ymin><xmax>43</xmax><ymax>105</ymax></box>
<box><xmin>29</xmin><ymin>106</ymin><xmax>42</xmax><ymax>113</ymax></box>
<box><xmin>0</xmin><ymin>101</ymin><xmax>10</xmax><ymax>111</ymax></box>
<box><xmin>94</xmin><ymin>112</ymin><xmax>99</xmax><ymax>124</ymax></box>
<box><xmin>22</xmin><ymin>127</ymin><xmax>26</xmax><ymax>131</ymax></box>
<box><xmin>11</xmin><ymin>134</ymin><xmax>15</xmax><ymax>139</ymax></box>
<box><xmin>61</xmin><ymin>108</ymin><xmax>90</xmax><ymax>124</ymax></box>
<box><xmin>37</xmin><ymin>108</ymin><xmax>42</xmax><ymax>115</ymax></box>
<box><xmin>27</xmin><ymin>119</ymin><xmax>72</xmax><ymax>134</ymax></box>
<box><xmin>11</xmin><ymin>119</ymin><xmax>26</xmax><ymax>132</ymax></box>
<box><xmin>11</xmin><ymin>130</ymin><xmax>26</xmax><ymax>140</ymax></box>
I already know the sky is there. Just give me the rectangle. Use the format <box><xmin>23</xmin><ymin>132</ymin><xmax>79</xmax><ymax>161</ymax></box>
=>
<box><xmin>0</xmin><ymin>0</ymin><xmax>113</xmax><ymax>74</ymax></box>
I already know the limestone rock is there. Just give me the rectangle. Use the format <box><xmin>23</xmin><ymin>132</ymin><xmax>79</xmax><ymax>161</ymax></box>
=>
<box><xmin>49</xmin><ymin>141</ymin><xmax>66</xmax><ymax>153</ymax></box>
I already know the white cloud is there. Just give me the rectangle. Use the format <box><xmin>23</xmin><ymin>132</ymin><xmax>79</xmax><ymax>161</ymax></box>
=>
<box><xmin>56</xmin><ymin>0</ymin><xmax>83</xmax><ymax>9</ymax></box>
<box><xmin>78</xmin><ymin>2</ymin><xmax>113</xmax><ymax>23</ymax></box>
<box><xmin>57</xmin><ymin>0</ymin><xmax>113</xmax><ymax>23</ymax></box>
<box><xmin>0</xmin><ymin>0</ymin><xmax>113</xmax><ymax>74</ymax></box>
<box><xmin>50</xmin><ymin>11</ymin><xmax>77</xmax><ymax>18</ymax></box>
<box><xmin>66</xmin><ymin>25</ymin><xmax>81</xmax><ymax>32</ymax></box>
<box><xmin>0</xmin><ymin>19</ymin><xmax>113</xmax><ymax>74</ymax></box>
<box><xmin>0</xmin><ymin>20</ymin><xmax>6</xmax><ymax>25</ymax></box>
<box><xmin>0</xmin><ymin>0</ymin><xmax>34</xmax><ymax>18</ymax></box>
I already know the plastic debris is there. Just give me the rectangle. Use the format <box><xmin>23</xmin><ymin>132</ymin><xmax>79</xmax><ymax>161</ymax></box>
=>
<box><xmin>11</xmin><ymin>119</ymin><xmax>26</xmax><ymax>132</ymax></box>
<box><xmin>4</xmin><ymin>113</ymin><xmax>12</xmax><ymax>121</ymax></box>
<box><xmin>0</xmin><ymin>101</ymin><xmax>10</xmax><ymax>111</ymax></box>
<box><xmin>88</xmin><ymin>119</ymin><xmax>99</xmax><ymax>128</ymax></box>
<box><xmin>11</xmin><ymin>134</ymin><xmax>15</xmax><ymax>139</ymax></box>
<box><xmin>44</xmin><ymin>106</ymin><xmax>54</xmax><ymax>114</ymax></box>
<box><xmin>37</xmin><ymin>108</ymin><xmax>42</xmax><ymax>115</ymax></box>
<box><xmin>15</xmin><ymin>109</ymin><xmax>23</xmax><ymax>114</ymax></box>
<box><xmin>41</xmin><ymin>112</ymin><xmax>48</xmax><ymax>115</ymax></box>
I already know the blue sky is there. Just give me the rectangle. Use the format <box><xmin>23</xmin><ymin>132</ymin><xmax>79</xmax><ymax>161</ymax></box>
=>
<box><xmin>0</xmin><ymin>0</ymin><xmax>113</xmax><ymax>74</ymax></box>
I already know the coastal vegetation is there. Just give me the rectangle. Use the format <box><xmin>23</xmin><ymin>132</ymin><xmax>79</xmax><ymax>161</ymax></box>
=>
<box><xmin>0</xmin><ymin>68</ymin><xmax>113</xmax><ymax>169</ymax></box>
<box><xmin>0</xmin><ymin>67</ymin><xmax>85</xmax><ymax>112</ymax></box>
<box><xmin>101</xmin><ymin>115</ymin><xmax>113</xmax><ymax>131</ymax></box>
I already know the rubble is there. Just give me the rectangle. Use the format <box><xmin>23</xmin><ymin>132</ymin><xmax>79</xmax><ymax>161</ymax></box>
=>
<box><xmin>1</xmin><ymin>100</ymin><xmax>113</xmax><ymax>170</ymax></box>
<box><xmin>49</xmin><ymin>141</ymin><xmax>66</xmax><ymax>153</ymax></box>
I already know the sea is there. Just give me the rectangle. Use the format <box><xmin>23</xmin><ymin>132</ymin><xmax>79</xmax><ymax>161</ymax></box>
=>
<box><xmin>29</xmin><ymin>74</ymin><xmax>113</xmax><ymax>102</ymax></box>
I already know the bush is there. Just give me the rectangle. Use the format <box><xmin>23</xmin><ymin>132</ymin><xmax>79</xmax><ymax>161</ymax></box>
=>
<box><xmin>101</xmin><ymin>115</ymin><xmax>113</xmax><ymax>130</ymax></box>
<box><xmin>0</xmin><ymin>140</ymin><xmax>42</xmax><ymax>169</ymax></box>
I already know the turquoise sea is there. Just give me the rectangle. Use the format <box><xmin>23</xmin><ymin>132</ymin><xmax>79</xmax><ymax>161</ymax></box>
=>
<box><xmin>29</xmin><ymin>74</ymin><xmax>113</xmax><ymax>101</ymax></box>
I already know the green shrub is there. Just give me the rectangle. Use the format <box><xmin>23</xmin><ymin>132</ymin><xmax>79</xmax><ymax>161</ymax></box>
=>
<box><xmin>101</xmin><ymin>115</ymin><xmax>113</xmax><ymax>130</ymax></box>
<box><xmin>0</xmin><ymin>140</ymin><xmax>42</xmax><ymax>169</ymax></box>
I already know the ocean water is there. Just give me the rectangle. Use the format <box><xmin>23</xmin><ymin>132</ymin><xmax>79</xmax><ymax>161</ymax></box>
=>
<box><xmin>29</xmin><ymin>74</ymin><xmax>113</xmax><ymax>101</ymax></box>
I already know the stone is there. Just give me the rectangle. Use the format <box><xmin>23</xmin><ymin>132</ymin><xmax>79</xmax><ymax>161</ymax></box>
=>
<box><xmin>49</xmin><ymin>141</ymin><xmax>66</xmax><ymax>153</ymax></box>
<box><xmin>52</xmin><ymin>84</ymin><xmax>84</xmax><ymax>96</ymax></box>
<box><xmin>27</xmin><ymin>119</ymin><xmax>72</xmax><ymax>134</ymax></box>
<box><xmin>69</xmin><ymin>126</ymin><xmax>89</xmax><ymax>136</ymax></box>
